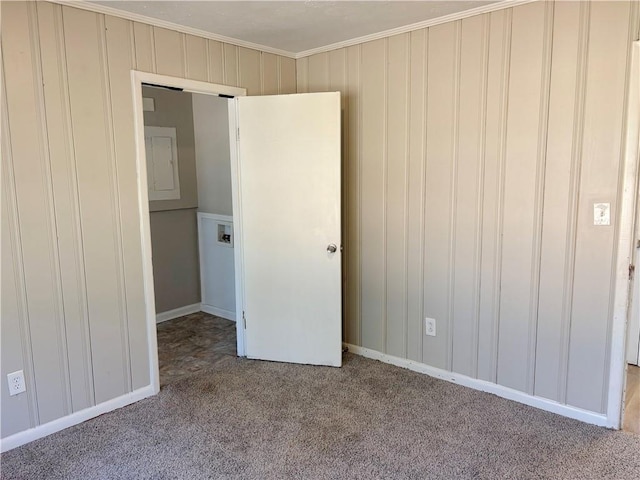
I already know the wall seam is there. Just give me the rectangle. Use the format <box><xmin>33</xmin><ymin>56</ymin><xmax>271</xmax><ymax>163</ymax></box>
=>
<box><xmin>129</xmin><ymin>20</ymin><xmax>137</xmax><ymax>69</ymax></box>
<box><xmin>98</xmin><ymin>13</ymin><xmax>132</xmax><ymax>393</ymax></box>
<box><xmin>560</xmin><ymin>0</ymin><xmax>590</xmax><ymax>405</ymax></box>
<box><xmin>493</xmin><ymin>8</ymin><xmax>513</xmax><ymax>384</ymax></box>
<box><xmin>1</xmin><ymin>65</ymin><xmax>40</xmax><ymax>428</ymax></box>
<box><xmin>448</xmin><ymin>20</ymin><xmax>462</xmax><ymax>371</ymax></box>
<box><xmin>357</xmin><ymin>44</ymin><xmax>363</xmax><ymax>346</ymax></box>
<box><xmin>181</xmin><ymin>33</ymin><xmax>187</xmax><ymax>78</ymax></box>
<box><xmin>150</xmin><ymin>26</ymin><xmax>157</xmax><ymax>73</ymax></box>
<box><xmin>419</xmin><ymin>28</ymin><xmax>429</xmax><ymax>365</ymax></box>
<box><xmin>58</xmin><ymin>4</ymin><xmax>96</xmax><ymax>406</ymax></box>
<box><xmin>474</xmin><ymin>13</ymin><xmax>491</xmax><ymax>379</ymax></box>
<box><xmin>29</xmin><ymin>0</ymin><xmax>73</xmax><ymax>416</ymax></box>
<box><xmin>528</xmin><ymin>0</ymin><xmax>555</xmax><ymax>396</ymax></box>
<box><xmin>382</xmin><ymin>38</ymin><xmax>389</xmax><ymax>354</ymax></box>
<box><xmin>403</xmin><ymin>33</ymin><xmax>411</xmax><ymax>359</ymax></box>
<box><xmin>205</xmin><ymin>39</ymin><xmax>211</xmax><ymax>83</ymax></box>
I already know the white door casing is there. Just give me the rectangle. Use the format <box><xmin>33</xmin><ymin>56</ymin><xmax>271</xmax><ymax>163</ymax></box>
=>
<box><xmin>236</xmin><ymin>92</ymin><xmax>342</xmax><ymax>367</ymax></box>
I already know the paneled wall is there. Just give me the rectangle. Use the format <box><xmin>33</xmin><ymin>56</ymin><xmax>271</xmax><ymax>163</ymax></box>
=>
<box><xmin>298</xmin><ymin>0</ymin><xmax>639</xmax><ymax>414</ymax></box>
<box><xmin>0</xmin><ymin>1</ymin><xmax>295</xmax><ymax>439</ymax></box>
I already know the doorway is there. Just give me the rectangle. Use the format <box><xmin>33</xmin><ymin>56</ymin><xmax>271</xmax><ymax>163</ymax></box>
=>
<box><xmin>132</xmin><ymin>73</ymin><xmax>246</xmax><ymax>393</ymax></box>
<box><xmin>132</xmin><ymin>71</ymin><xmax>343</xmax><ymax>395</ymax></box>
<box><xmin>619</xmin><ymin>40</ymin><xmax>640</xmax><ymax>433</ymax></box>
<box><xmin>141</xmin><ymin>84</ymin><xmax>238</xmax><ymax>386</ymax></box>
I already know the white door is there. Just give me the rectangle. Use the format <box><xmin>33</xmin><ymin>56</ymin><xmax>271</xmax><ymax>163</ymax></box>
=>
<box><xmin>236</xmin><ymin>92</ymin><xmax>342</xmax><ymax>367</ymax></box>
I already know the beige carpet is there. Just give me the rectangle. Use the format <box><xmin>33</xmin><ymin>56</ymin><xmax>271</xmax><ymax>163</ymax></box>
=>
<box><xmin>2</xmin><ymin>353</ymin><xmax>640</xmax><ymax>479</ymax></box>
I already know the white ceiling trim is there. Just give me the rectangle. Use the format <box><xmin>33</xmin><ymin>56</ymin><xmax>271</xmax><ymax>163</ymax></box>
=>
<box><xmin>51</xmin><ymin>0</ymin><xmax>538</xmax><ymax>60</ymax></box>
<box><xmin>295</xmin><ymin>0</ymin><xmax>537</xmax><ymax>58</ymax></box>
<box><xmin>51</xmin><ymin>0</ymin><xmax>298</xmax><ymax>58</ymax></box>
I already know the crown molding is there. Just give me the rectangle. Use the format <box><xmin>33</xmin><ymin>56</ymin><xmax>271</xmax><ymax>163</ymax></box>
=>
<box><xmin>50</xmin><ymin>0</ymin><xmax>538</xmax><ymax>61</ymax></box>
<box><xmin>295</xmin><ymin>0</ymin><xmax>538</xmax><ymax>59</ymax></box>
<box><xmin>49</xmin><ymin>0</ymin><xmax>298</xmax><ymax>59</ymax></box>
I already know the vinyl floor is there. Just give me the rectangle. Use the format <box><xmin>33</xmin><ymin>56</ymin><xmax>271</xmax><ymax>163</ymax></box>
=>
<box><xmin>157</xmin><ymin>312</ymin><xmax>237</xmax><ymax>387</ymax></box>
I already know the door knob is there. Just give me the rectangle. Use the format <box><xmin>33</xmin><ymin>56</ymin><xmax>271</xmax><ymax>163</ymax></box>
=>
<box><xmin>327</xmin><ymin>244</ymin><xmax>337</xmax><ymax>253</ymax></box>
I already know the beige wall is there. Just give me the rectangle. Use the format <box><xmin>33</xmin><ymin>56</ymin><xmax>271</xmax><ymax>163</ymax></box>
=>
<box><xmin>298</xmin><ymin>0</ymin><xmax>639</xmax><ymax>414</ymax></box>
<box><xmin>0</xmin><ymin>0</ymin><xmax>296</xmax><ymax>440</ymax></box>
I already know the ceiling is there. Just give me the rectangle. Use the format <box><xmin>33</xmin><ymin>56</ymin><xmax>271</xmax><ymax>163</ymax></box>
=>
<box><xmin>88</xmin><ymin>1</ymin><xmax>502</xmax><ymax>56</ymax></box>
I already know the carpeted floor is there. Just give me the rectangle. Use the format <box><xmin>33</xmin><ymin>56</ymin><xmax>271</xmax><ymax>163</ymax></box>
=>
<box><xmin>2</xmin><ymin>353</ymin><xmax>640</xmax><ymax>479</ymax></box>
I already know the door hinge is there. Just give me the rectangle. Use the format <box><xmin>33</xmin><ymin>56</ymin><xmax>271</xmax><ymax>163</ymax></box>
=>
<box><xmin>630</xmin><ymin>264</ymin><xmax>636</xmax><ymax>280</ymax></box>
<box><xmin>236</xmin><ymin>128</ymin><xmax>240</xmax><ymax>141</ymax></box>
<box><xmin>243</xmin><ymin>311</ymin><xmax>246</xmax><ymax>329</ymax></box>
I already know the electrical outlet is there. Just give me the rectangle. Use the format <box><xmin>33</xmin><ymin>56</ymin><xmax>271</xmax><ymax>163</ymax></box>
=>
<box><xmin>7</xmin><ymin>370</ymin><xmax>26</xmax><ymax>396</ymax></box>
<box><xmin>425</xmin><ymin>317</ymin><xmax>436</xmax><ymax>337</ymax></box>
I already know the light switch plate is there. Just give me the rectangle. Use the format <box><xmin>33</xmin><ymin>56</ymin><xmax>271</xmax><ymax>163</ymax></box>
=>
<box><xmin>593</xmin><ymin>202</ymin><xmax>610</xmax><ymax>226</ymax></box>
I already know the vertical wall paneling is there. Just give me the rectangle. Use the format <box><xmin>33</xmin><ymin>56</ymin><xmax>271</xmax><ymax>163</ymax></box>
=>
<box><xmin>359</xmin><ymin>39</ymin><xmax>387</xmax><ymax>352</ymax></box>
<box><xmin>423</xmin><ymin>22</ymin><xmax>458</xmax><ymax>370</ymax></box>
<box><xmin>238</xmin><ymin>47</ymin><xmax>262</xmax><ymax>96</ymax></box>
<box><xmin>406</xmin><ymin>29</ymin><xmax>428</xmax><ymax>363</ymax></box>
<box><xmin>2</xmin><ymin>0</ymin><xmax>299</xmax><ymax>442</ymax></box>
<box><xmin>1</xmin><ymin>74</ymin><xmax>38</xmax><ymax>437</ymax></box>
<box><xmin>62</xmin><ymin>6</ymin><xmax>128</xmax><ymax>403</ymax></box>
<box><xmin>153</xmin><ymin>27</ymin><xmax>185</xmax><ymax>77</ymax></box>
<box><xmin>36</xmin><ymin>1</ymin><xmax>95</xmax><ymax>410</ymax></box>
<box><xmin>567</xmin><ymin>1</ymin><xmax>632</xmax><ymax>413</ymax></box>
<box><xmin>279</xmin><ymin>57</ymin><xmax>296</xmax><ymax>94</ymax></box>
<box><xmin>345</xmin><ymin>45</ymin><xmax>361</xmax><ymax>345</ymax></box>
<box><xmin>385</xmin><ymin>34</ymin><xmax>410</xmax><ymax>358</ymax></box>
<box><xmin>104</xmin><ymin>14</ymin><xmax>150</xmax><ymax>390</ymax></box>
<box><xmin>496</xmin><ymin>1</ymin><xmax>547</xmax><ymax>392</ymax></box>
<box><xmin>0</xmin><ymin>187</ymin><xmax>33</xmax><ymax>437</ymax></box>
<box><xmin>184</xmin><ymin>34</ymin><xmax>208</xmax><ymax>81</ymax></box>
<box><xmin>476</xmin><ymin>9</ymin><xmax>511</xmax><ymax>383</ymax></box>
<box><xmin>534</xmin><ymin>0</ymin><xmax>583</xmax><ymax>402</ymax></box>
<box><xmin>262</xmin><ymin>52</ymin><xmax>279</xmax><ymax>95</ymax></box>
<box><xmin>223</xmin><ymin>44</ymin><xmax>239</xmax><ymax>87</ymax></box>
<box><xmin>2</xmin><ymin>1</ymin><xmax>71</xmax><ymax>424</ymax></box>
<box><xmin>328</xmin><ymin>49</ymin><xmax>348</xmax><ymax>340</ymax></box>
<box><xmin>451</xmin><ymin>15</ymin><xmax>488</xmax><ymax>378</ymax></box>
<box><xmin>207</xmin><ymin>40</ymin><xmax>224</xmax><ymax>84</ymax></box>
<box><xmin>308</xmin><ymin>52</ymin><xmax>330</xmax><ymax>92</ymax></box>
<box><xmin>299</xmin><ymin>0</ymin><xmax>637</xmax><ymax>416</ymax></box>
<box><xmin>99</xmin><ymin>12</ymin><xmax>133</xmax><ymax>394</ymax></box>
<box><xmin>296</xmin><ymin>57</ymin><xmax>309</xmax><ymax>93</ymax></box>
<box><xmin>527</xmin><ymin>0</ymin><xmax>555</xmax><ymax>396</ymax></box>
<box><xmin>132</xmin><ymin>22</ymin><xmax>155</xmax><ymax>73</ymax></box>
<box><xmin>557</xmin><ymin>1</ymin><xmax>590</xmax><ymax>404</ymax></box>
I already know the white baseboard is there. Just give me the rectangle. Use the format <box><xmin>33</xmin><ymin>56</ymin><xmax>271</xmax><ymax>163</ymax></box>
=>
<box><xmin>345</xmin><ymin>343</ymin><xmax>609</xmax><ymax>428</ymax></box>
<box><xmin>0</xmin><ymin>384</ymin><xmax>156</xmax><ymax>453</ymax></box>
<box><xmin>155</xmin><ymin>303</ymin><xmax>201</xmax><ymax>323</ymax></box>
<box><xmin>201</xmin><ymin>304</ymin><xmax>236</xmax><ymax>322</ymax></box>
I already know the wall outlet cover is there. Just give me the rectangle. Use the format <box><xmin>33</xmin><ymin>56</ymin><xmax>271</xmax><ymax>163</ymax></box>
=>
<box><xmin>425</xmin><ymin>317</ymin><xmax>436</xmax><ymax>337</ymax></box>
<box><xmin>7</xmin><ymin>370</ymin><xmax>26</xmax><ymax>396</ymax></box>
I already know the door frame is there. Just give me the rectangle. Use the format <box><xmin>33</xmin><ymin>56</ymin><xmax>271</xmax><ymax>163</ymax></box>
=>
<box><xmin>608</xmin><ymin>40</ymin><xmax>640</xmax><ymax>428</ymax></box>
<box><xmin>130</xmin><ymin>71</ymin><xmax>246</xmax><ymax>395</ymax></box>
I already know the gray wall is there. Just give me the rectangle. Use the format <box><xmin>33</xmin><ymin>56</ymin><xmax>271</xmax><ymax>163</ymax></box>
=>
<box><xmin>150</xmin><ymin>210</ymin><xmax>201</xmax><ymax>313</ymax></box>
<box><xmin>0</xmin><ymin>0</ymin><xmax>296</xmax><ymax>441</ymax></box>
<box><xmin>193</xmin><ymin>94</ymin><xmax>233</xmax><ymax>216</ymax></box>
<box><xmin>143</xmin><ymin>86</ymin><xmax>201</xmax><ymax>313</ymax></box>
<box><xmin>143</xmin><ymin>86</ymin><xmax>198</xmax><ymax>212</ymax></box>
<box><xmin>298</xmin><ymin>0</ymin><xmax>639</xmax><ymax>414</ymax></box>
